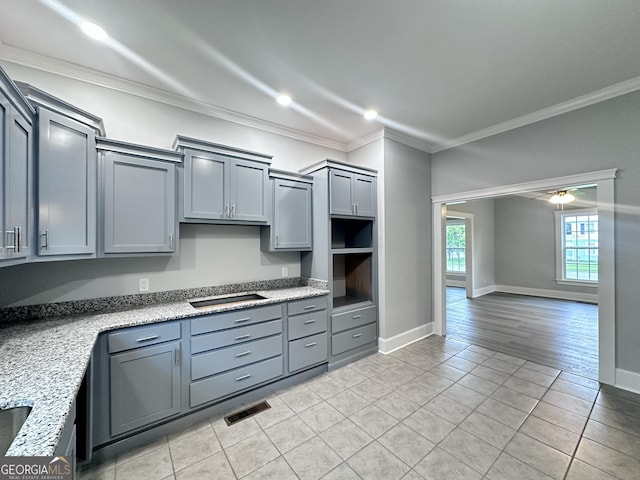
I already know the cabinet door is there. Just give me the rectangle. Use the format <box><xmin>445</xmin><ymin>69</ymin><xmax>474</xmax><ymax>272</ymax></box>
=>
<box><xmin>353</xmin><ymin>174</ymin><xmax>376</xmax><ymax>218</ymax></box>
<box><xmin>183</xmin><ymin>150</ymin><xmax>227</xmax><ymax>220</ymax></box>
<box><xmin>230</xmin><ymin>159</ymin><xmax>268</xmax><ymax>222</ymax></box>
<box><xmin>4</xmin><ymin>112</ymin><xmax>34</xmax><ymax>260</ymax></box>
<box><xmin>329</xmin><ymin>170</ymin><xmax>354</xmax><ymax>216</ymax></box>
<box><xmin>0</xmin><ymin>97</ymin><xmax>7</xmax><ymax>258</ymax></box>
<box><xmin>37</xmin><ymin>108</ymin><xmax>96</xmax><ymax>256</ymax></box>
<box><xmin>273</xmin><ymin>179</ymin><xmax>312</xmax><ymax>250</ymax></box>
<box><xmin>102</xmin><ymin>153</ymin><xmax>176</xmax><ymax>254</ymax></box>
<box><xmin>110</xmin><ymin>341</ymin><xmax>181</xmax><ymax>437</ymax></box>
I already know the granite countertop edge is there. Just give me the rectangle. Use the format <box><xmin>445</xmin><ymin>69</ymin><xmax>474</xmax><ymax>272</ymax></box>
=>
<box><xmin>0</xmin><ymin>285</ymin><xmax>329</xmax><ymax>456</ymax></box>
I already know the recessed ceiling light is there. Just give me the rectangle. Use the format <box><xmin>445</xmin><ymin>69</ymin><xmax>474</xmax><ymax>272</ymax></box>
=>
<box><xmin>276</xmin><ymin>94</ymin><xmax>292</xmax><ymax>106</ymax></box>
<box><xmin>80</xmin><ymin>21</ymin><xmax>108</xmax><ymax>42</ymax></box>
<box><xmin>364</xmin><ymin>109</ymin><xmax>378</xmax><ymax>120</ymax></box>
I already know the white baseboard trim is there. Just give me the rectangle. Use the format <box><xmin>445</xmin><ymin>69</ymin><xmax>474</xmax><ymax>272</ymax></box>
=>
<box><xmin>495</xmin><ymin>284</ymin><xmax>598</xmax><ymax>303</ymax></box>
<box><xmin>447</xmin><ymin>280</ymin><xmax>466</xmax><ymax>288</ymax></box>
<box><xmin>379</xmin><ymin>323</ymin><xmax>434</xmax><ymax>354</ymax></box>
<box><xmin>472</xmin><ymin>285</ymin><xmax>496</xmax><ymax>298</ymax></box>
<box><xmin>615</xmin><ymin>368</ymin><xmax>640</xmax><ymax>394</ymax></box>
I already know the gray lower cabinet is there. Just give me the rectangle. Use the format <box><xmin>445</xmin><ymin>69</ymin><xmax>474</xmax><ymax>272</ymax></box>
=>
<box><xmin>261</xmin><ymin>172</ymin><xmax>313</xmax><ymax>252</ymax></box>
<box><xmin>36</xmin><ymin>108</ymin><xmax>99</xmax><ymax>258</ymax></box>
<box><xmin>287</xmin><ymin>297</ymin><xmax>328</xmax><ymax>373</ymax></box>
<box><xmin>174</xmin><ymin>136</ymin><xmax>271</xmax><ymax>224</ymax></box>
<box><xmin>0</xmin><ymin>69</ymin><xmax>35</xmax><ymax>266</ymax></box>
<box><xmin>329</xmin><ymin>169</ymin><xmax>376</xmax><ymax>218</ymax></box>
<box><xmin>97</xmin><ymin>139</ymin><xmax>181</xmax><ymax>256</ymax></box>
<box><xmin>110</xmin><ymin>340</ymin><xmax>182</xmax><ymax>437</ymax></box>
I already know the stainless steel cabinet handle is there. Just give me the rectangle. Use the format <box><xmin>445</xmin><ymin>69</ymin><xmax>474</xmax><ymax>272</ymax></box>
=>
<box><xmin>169</xmin><ymin>233</ymin><xmax>174</xmax><ymax>250</ymax></box>
<box><xmin>174</xmin><ymin>348</ymin><xmax>181</xmax><ymax>366</ymax></box>
<box><xmin>235</xmin><ymin>334</ymin><xmax>251</xmax><ymax>340</ymax></box>
<box><xmin>352</xmin><ymin>203</ymin><xmax>356</xmax><ymax>214</ymax></box>
<box><xmin>41</xmin><ymin>230</ymin><xmax>49</xmax><ymax>250</ymax></box>
<box><xmin>353</xmin><ymin>333</ymin><xmax>363</xmax><ymax>338</ymax></box>
<box><xmin>136</xmin><ymin>335</ymin><xmax>159</xmax><ymax>342</ymax></box>
<box><xmin>16</xmin><ymin>227</ymin><xmax>22</xmax><ymax>253</ymax></box>
<box><xmin>304</xmin><ymin>319</ymin><xmax>316</xmax><ymax>324</ymax></box>
<box><xmin>275</xmin><ymin>235</ymin><xmax>278</xmax><ymax>246</ymax></box>
<box><xmin>352</xmin><ymin>315</ymin><xmax>362</xmax><ymax>319</ymax></box>
<box><xmin>305</xmin><ymin>342</ymin><xmax>317</xmax><ymax>348</ymax></box>
<box><xmin>303</xmin><ymin>305</ymin><xmax>316</xmax><ymax>310</ymax></box>
<box><xmin>6</xmin><ymin>229</ymin><xmax>16</xmax><ymax>250</ymax></box>
<box><xmin>235</xmin><ymin>351</ymin><xmax>252</xmax><ymax>358</ymax></box>
<box><xmin>225</xmin><ymin>204</ymin><xmax>230</xmax><ymax>218</ymax></box>
<box><xmin>234</xmin><ymin>317</ymin><xmax>251</xmax><ymax>323</ymax></box>
<box><xmin>236</xmin><ymin>374</ymin><xmax>252</xmax><ymax>381</ymax></box>
<box><xmin>231</xmin><ymin>204</ymin><xmax>236</xmax><ymax>217</ymax></box>
<box><xmin>355</xmin><ymin>203</ymin><xmax>358</xmax><ymax>215</ymax></box>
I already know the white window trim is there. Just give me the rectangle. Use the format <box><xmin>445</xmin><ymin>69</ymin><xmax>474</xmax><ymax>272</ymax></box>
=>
<box><xmin>554</xmin><ymin>208</ymin><xmax>598</xmax><ymax>287</ymax></box>
<box><xmin>445</xmin><ymin>218</ymin><xmax>466</xmax><ymax>274</ymax></box>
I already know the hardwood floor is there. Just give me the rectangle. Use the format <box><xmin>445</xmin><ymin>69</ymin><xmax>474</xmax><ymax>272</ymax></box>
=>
<box><xmin>446</xmin><ymin>287</ymin><xmax>598</xmax><ymax>379</ymax></box>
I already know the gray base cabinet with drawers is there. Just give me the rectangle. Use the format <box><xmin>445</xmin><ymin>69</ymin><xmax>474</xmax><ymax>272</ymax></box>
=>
<box><xmin>91</xmin><ymin>295</ymin><xmax>329</xmax><ymax>454</ymax></box>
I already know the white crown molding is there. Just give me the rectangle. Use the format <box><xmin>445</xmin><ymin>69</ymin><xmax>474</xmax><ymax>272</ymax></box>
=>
<box><xmin>432</xmin><ymin>75</ymin><xmax>640</xmax><ymax>153</ymax></box>
<box><xmin>383</xmin><ymin>127</ymin><xmax>434</xmax><ymax>153</ymax></box>
<box><xmin>346</xmin><ymin>128</ymin><xmax>385</xmax><ymax>152</ymax></box>
<box><xmin>432</xmin><ymin>168</ymin><xmax>618</xmax><ymax>204</ymax></box>
<box><xmin>0</xmin><ymin>42</ymin><xmax>349</xmax><ymax>152</ymax></box>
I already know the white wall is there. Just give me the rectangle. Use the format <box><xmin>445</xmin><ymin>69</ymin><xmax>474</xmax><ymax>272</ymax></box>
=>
<box><xmin>0</xmin><ymin>62</ymin><xmax>346</xmax><ymax>307</ymax></box>
<box><xmin>431</xmin><ymin>90</ymin><xmax>640</xmax><ymax>375</ymax></box>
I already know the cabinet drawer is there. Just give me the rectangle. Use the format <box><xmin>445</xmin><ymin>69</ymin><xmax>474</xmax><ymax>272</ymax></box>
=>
<box><xmin>191</xmin><ymin>304</ymin><xmax>282</xmax><ymax>335</ymax></box>
<box><xmin>331</xmin><ymin>306</ymin><xmax>376</xmax><ymax>334</ymax></box>
<box><xmin>191</xmin><ymin>334</ymin><xmax>282</xmax><ymax>380</ymax></box>
<box><xmin>288</xmin><ymin>296</ymin><xmax>328</xmax><ymax>316</ymax></box>
<box><xmin>332</xmin><ymin>323</ymin><xmax>377</xmax><ymax>356</ymax></box>
<box><xmin>190</xmin><ymin>356</ymin><xmax>283</xmax><ymax>408</ymax></box>
<box><xmin>191</xmin><ymin>319</ymin><xmax>282</xmax><ymax>354</ymax></box>
<box><xmin>288</xmin><ymin>311</ymin><xmax>327</xmax><ymax>341</ymax></box>
<box><xmin>108</xmin><ymin>322</ymin><xmax>181</xmax><ymax>354</ymax></box>
<box><xmin>289</xmin><ymin>333</ymin><xmax>328</xmax><ymax>373</ymax></box>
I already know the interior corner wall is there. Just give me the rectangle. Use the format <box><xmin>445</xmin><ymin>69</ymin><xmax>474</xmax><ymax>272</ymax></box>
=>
<box><xmin>431</xmin><ymin>90</ymin><xmax>640</xmax><ymax>376</ymax></box>
<box><xmin>0</xmin><ymin>62</ymin><xmax>346</xmax><ymax>307</ymax></box>
<box><xmin>448</xmin><ymin>200</ymin><xmax>496</xmax><ymax>293</ymax></box>
<box><xmin>380</xmin><ymin>139</ymin><xmax>431</xmax><ymax>340</ymax></box>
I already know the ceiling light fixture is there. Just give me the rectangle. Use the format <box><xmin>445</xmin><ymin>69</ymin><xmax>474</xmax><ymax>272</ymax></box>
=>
<box><xmin>364</xmin><ymin>109</ymin><xmax>378</xmax><ymax>120</ymax></box>
<box><xmin>549</xmin><ymin>190</ymin><xmax>575</xmax><ymax>205</ymax></box>
<box><xmin>276</xmin><ymin>94</ymin><xmax>292</xmax><ymax>106</ymax></box>
<box><xmin>80</xmin><ymin>21</ymin><xmax>108</xmax><ymax>42</ymax></box>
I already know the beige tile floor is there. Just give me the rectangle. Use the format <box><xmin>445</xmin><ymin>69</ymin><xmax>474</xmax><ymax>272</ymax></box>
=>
<box><xmin>79</xmin><ymin>335</ymin><xmax>640</xmax><ymax>480</ymax></box>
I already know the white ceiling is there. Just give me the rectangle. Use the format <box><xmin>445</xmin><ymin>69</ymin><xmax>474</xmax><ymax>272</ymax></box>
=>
<box><xmin>1</xmin><ymin>0</ymin><xmax>640</xmax><ymax>152</ymax></box>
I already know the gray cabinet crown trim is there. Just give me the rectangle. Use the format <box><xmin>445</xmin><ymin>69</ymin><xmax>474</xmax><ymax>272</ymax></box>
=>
<box><xmin>0</xmin><ymin>67</ymin><xmax>35</xmax><ymax>119</ymax></box>
<box><xmin>96</xmin><ymin>137</ymin><xmax>182</xmax><ymax>163</ymax></box>
<box><xmin>173</xmin><ymin>135</ymin><xmax>272</xmax><ymax>164</ymax></box>
<box><xmin>299</xmin><ymin>158</ymin><xmax>378</xmax><ymax>176</ymax></box>
<box><xmin>15</xmin><ymin>81</ymin><xmax>105</xmax><ymax>135</ymax></box>
<box><xmin>268</xmin><ymin>168</ymin><xmax>313</xmax><ymax>184</ymax></box>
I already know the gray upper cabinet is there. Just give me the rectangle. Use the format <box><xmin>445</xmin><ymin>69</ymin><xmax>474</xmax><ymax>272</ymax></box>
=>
<box><xmin>17</xmin><ymin>83</ymin><xmax>106</xmax><ymax>260</ymax></box>
<box><xmin>0</xmin><ymin>69</ymin><xmax>35</xmax><ymax>266</ymax></box>
<box><xmin>97</xmin><ymin>139</ymin><xmax>180</xmax><ymax>256</ymax></box>
<box><xmin>261</xmin><ymin>170</ymin><xmax>313</xmax><ymax>252</ymax></box>
<box><xmin>329</xmin><ymin>169</ymin><xmax>376</xmax><ymax>218</ymax></box>
<box><xmin>174</xmin><ymin>136</ymin><xmax>271</xmax><ymax>225</ymax></box>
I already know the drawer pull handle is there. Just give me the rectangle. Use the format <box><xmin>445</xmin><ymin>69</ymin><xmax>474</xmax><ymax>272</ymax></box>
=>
<box><xmin>136</xmin><ymin>335</ymin><xmax>159</xmax><ymax>342</ymax></box>
<box><xmin>235</xmin><ymin>351</ymin><xmax>252</xmax><ymax>358</ymax></box>
<box><xmin>236</xmin><ymin>374</ymin><xmax>252</xmax><ymax>381</ymax></box>
<box><xmin>353</xmin><ymin>333</ymin><xmax>363</xmax><ymax>338</ymax></box>
<box><xmin>235</xmin><ymin>334</ymin><xmax>251</xmax><ymax>340</ymax></box>
<box><xmin>305</xmin><ymin>342</ymin><xmax>317</xmax><ymax>348</ymax></box>
<box><xmin>352</xmin><ymin>315</ymin><xmax>362</xmax><ymax>319</ymax></box>
<box><xmin>304</xmin><ymin>319</ymin><xmax>317</xmax><ymax>324</ymax></box>
<box><xmin>304</xmin><ymin>305</ymin><xmax>316</xmax><ymax>310</ymax></box>
<box><xmin>235</xmin><ymin>317</ymin><xmax>251</xmax><ymax>323</ymax></box>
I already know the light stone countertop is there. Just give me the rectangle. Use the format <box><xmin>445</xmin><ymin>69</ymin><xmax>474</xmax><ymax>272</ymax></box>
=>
<box><xmin>0</xmin><ymin>286</ymin><xmax>328</xmax><ymax>456</ymax></box>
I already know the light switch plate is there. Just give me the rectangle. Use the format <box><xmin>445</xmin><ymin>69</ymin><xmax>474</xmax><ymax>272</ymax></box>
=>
<box><xmin>138</xmin><ymin>278</ymin><xmax>150</xmax><ymax>292</ymax></box>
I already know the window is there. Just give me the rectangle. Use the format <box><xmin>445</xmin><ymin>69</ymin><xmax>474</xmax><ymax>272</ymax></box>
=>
<box><xmin>555</xmin><ymin>209</ymin><xmax>598</xmax><ymax>283</ymax></box>
<box><xmin>446</xmin><ymin>220</ymin><xmax>465</xmax><ymax>273</ymax></box>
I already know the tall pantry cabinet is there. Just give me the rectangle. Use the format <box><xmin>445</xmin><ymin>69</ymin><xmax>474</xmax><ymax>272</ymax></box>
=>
<box><xmin>301</xmin><ymin>159</ymin><xmax>378</xmax><ymax>369</ymax></box>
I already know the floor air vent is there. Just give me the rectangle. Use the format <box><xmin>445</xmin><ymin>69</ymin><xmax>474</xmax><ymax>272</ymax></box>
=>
<box><xmin>224</xmin><ymin>401</ymin><xmax>271</xmax><ymax>426</ymax></box>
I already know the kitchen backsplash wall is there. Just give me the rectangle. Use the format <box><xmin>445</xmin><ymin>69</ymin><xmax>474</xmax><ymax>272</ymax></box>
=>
<box><xmin>0</xmin><ymin>224</ymin><xmax>300</xmax><ymax>307</ymax></box>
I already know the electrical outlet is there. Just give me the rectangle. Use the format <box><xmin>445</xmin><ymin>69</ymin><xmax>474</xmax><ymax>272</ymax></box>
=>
<box><xmin>138</xmin><ymin>278</ymin><xmax>150</xmax><ymax>292</ymax></box>
<box><xmin>281</xmin><ymin>267</ymin><xmax>289</xmax><ymax>277</ymax></box>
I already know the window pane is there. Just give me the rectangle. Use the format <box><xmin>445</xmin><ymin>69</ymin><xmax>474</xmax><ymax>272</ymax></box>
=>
<box><xmin>561</xmin><ymin>212</ymin><xmax>598</xmax><ymax>283</ymax></box>
<box><xmin>446</xmin><ymin>223</ymin><xmax>466</xmax><ymax>273</ymax></box>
